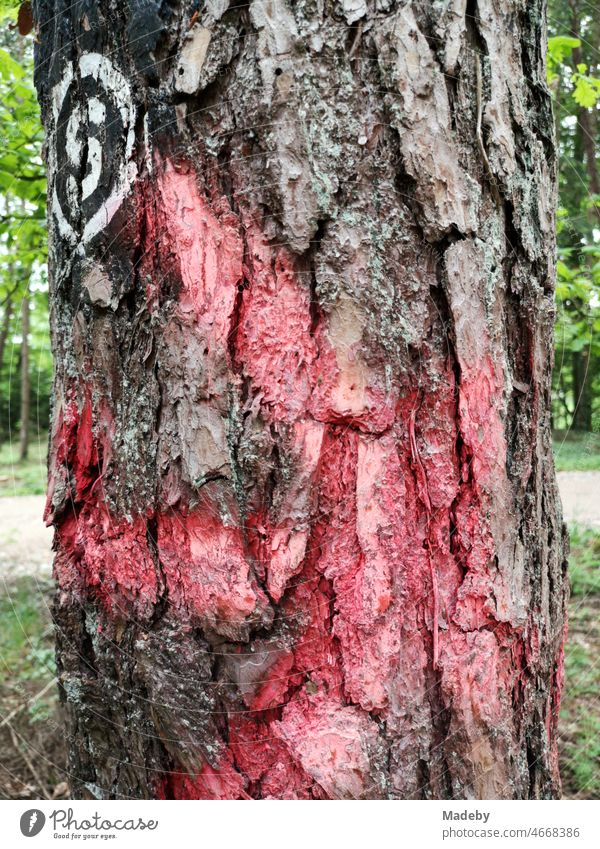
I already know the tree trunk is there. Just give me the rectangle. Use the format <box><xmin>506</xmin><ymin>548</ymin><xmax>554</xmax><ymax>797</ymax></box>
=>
<box><xmin>19</xmin><ymin>287</ymin><xmax>29</xmax><ymax>461</ymax></box>
<box><xmin>570</xmin><ymin>0</ymin><xmax>600</xmax><ymax>220</ymax></box>
<box><xmin>569</xmin><ymin>1</ymin><xmax>598</xmax><ymax>432</ymax></box>
<box><xmin>0</xmin><ymin>294</ymin><xmax>13</xmax><ymax>382</ymax></box>
<box><xmin>0</xmin><ymin>294</ymin><xmax>13</xmax><ymax>444</ymax></box>
<box><xmin>34</xmin><ymin>0</ymin><xmax>568</xmax><ymax>799</ymax></box>
<box><xmin>572</xmin><ymin>349</ymin><xmax>593</xmax><ymax>432</ymax></box>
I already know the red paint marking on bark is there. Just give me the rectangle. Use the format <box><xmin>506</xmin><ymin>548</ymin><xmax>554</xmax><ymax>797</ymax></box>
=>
<box><xmin>310</xmin><ymin>428</ymin><xmax>405</xmax><ymax>712</ymax></box>
<box><xmin>445</xmin><ymin>256</ymin><xmax>525</xmax><ymax>633</ymax></box>
<box><xmin>248</xmin><ymin>650</ymin><xmax>295</xmax><ymax>712</ymax></box>
<box><xmin>408</xmin><ymin>403</ymin><xmax>439</xmax><ymax>669</ymax></box>
<box><xmin>157</xmin><ymin>508</ymin><xmax>266</xmax><ymax>636</ymax></box>
<box><xmin>46</xmin><ymin>388</ymin><xmax>159</xmax><ymax>618</ymax></box>
<box><xmin>160</xmin><ymin>752</ymin><xmax>248</xmax><ymax>800</ymax></box>
<box><xmin>254</xmin><ymin>420</ymin><xmax>325</xmax><ymax>602</ymax></box>
<box><xmin>156</xmin><ymin>160</ymin><xmax>243</xmax><ymax>377</ymax></box>
<box><xmin>54</xmin><ymin>503</ymin><xmax>159</xmax><ymax>619</ymax></box>
<box><xmin>236</xmin><ymin>223</ymin><xmax>317</xmax><ymax>421</ymax></box>
<box><xmin>45</xmin><ymin>387</ymin><xmax>118</xmax><ymax>522</ymax></box>
<box><xmin>229</xmin><ymin>716</ymin><xmax>315</xmax><ymax>798</ymax></box>
<box><xmin>281</xmin><ymin>566</ymin><xmax>344</xmax><ymax>694</ymax></box>
<box><xmin>223</xmin><ymin>564</ymin><xmax>347</xmax><ymax>797</ymax></box>
<box><xmin>439</xmin><ymin>627</ymin><xmax>515</xmax><ymax>796</ymax></box>
<box><xmin>272</xmin><ymin>691</ymin><xmax>383</xmax><ymax>799</ymax></box>
<box><xmin>46</xmin><ymin>159</ymin><xmax>564</xmax><ymax>798</ymax></box>
<box><xmin>309</xmin><ymin>316</ymin><xmax>397</xmax><ymax>434</ymax></box>
<box><xmin>222</xmin><ymin>638</ymin><xmax>296</xmax><ymax>711</ymax></box>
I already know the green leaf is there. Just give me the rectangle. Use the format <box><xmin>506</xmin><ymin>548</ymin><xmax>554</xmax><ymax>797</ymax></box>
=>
<box><xmin>547</xmin><ymin>36</ymin><xmax>581</xmax><ymax>65</ymax></box>
<box><xmin>573</xmin><ymin>73</ymin><xmax>600</xmax><ymax>108</ymax></box>
<box><xmin>557</xmin><ymin>259</ymin><xmax>575</xmax><ymax>281</ymax></box>
<box><xmin>0</xmin><ymin>48</ymin><xmax>24</xmax><ymax>80</ymax></box>
<box><xmin>0</xmin><ymin>0</ymin><xmax>20</xmax><ymax>22</ymax></box>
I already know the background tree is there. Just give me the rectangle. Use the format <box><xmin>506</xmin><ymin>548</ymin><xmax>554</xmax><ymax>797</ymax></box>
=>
<box><xmin>18</xmin><ymin>276</ymin><xmax>28</xmax><ymax>459</ymax></box>
<box><xmin>32</xmin><ymin>0</ymin><xmax>567</xmax><ymax>800</ymax></box>
<box><xmin>0</xmin><ymin>15</ymin><xmax>49</xmax><ymax>450</ymax></box>
<box><xmin>548</xmin><ymin>0</ymin><xmax>600</xmax><ymax>432</ymax></box>
<box><xmin>0</xmin><ymin>284</ymin><xmax>14</xmax><ymax>380</ymax></box>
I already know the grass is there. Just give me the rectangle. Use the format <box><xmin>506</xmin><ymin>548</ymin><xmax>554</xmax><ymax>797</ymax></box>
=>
<box><xmin>553</xmin><ymin>430</ymin><xmax>600</xmax><ymax>471</ymax></box>
<box><xmin>560</xmin><ymin>525</ymin><xmax>600</xmax><ymax>799</ymax></box>
<box><xmin>568</xmin><ymin>526</ymin><xmax>600</xmax><ymax>597</ymax></box>
<box><xmin>0</xmin><ymin>578</ymin><xmax>55</xmax><ymax>690</ymax></box>
<box><xmin>0</xmin><ymin>576</ymin><xmax>65</xmax><ymax>799</ymax></box>
<box><xmin>0</xmin><ymin>432</ymin><xmax>48</xmax><ymax>497</ymax></box>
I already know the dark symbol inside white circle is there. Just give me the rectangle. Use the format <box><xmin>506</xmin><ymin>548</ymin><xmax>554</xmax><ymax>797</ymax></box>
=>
<box><xmin>51</xmin><ymin>54</ymin><xmax>137</xmax><ymax>245</ymax></box>
<box><xmin>20</xmin><ymin>809</ymin><xmax>46</xmax><ymax>837</ymax></box>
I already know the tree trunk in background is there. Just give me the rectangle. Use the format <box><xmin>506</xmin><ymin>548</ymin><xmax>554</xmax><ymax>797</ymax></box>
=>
<box><xmin>19</xmin><ymin>288</ymin><xmax>29</xmax><ymax>460</ymax></box>
<box><xmin>570</xmin><ymin>0</ymin><xmax>600</xmax><ymax>219</ymax></box>
<box><xmin>34</xmin><ymin>0</ymin><xmax>568</xmax><ymax>799</ymax></box>
<box><xmin>0</xmin><ymin>295</ymin><xmax>13</xmax><ymax>383</ymax></box>
<box><xmin>572</xmin><ymin>349</ymin><xmax>593</xmax><ymax>432</ymax></box>
<box><xmin>569</xmin><ymin>0</ymin><xmax>598</xmax><ymax>431</ymax></box>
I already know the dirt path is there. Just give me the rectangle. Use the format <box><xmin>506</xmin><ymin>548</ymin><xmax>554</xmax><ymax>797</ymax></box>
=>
<box><xmin>0</xmin><ymin>495</ymin><xmax>53</xmax><ymax>580</ymax></box>
<box><xmin>0</xmin><ymin>471</ymin><xmax>599</xmax><ymax>576</ymax></box>
<box><xmin>556</xmin><ymin>471</ymin><xmax>600</xmax><ymax>529</ymax></box>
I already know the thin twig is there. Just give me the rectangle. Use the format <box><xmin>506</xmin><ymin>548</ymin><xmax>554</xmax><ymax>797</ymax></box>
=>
<box><xmin>8</xmin><ymin>723</ymin><xmax>51</xmax><ymax>800</ymax></box>
<box><xmin>0</xmin><ymin>677</ymin><xmax>57</xmax><ymax>730</ymax></box>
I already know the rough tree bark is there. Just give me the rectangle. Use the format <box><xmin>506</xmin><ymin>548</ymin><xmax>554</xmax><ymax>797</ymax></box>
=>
<box><xmin>34</xmin><ymin>0</ymin><xmax>568</xmax><ymax>799</ymax></box>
